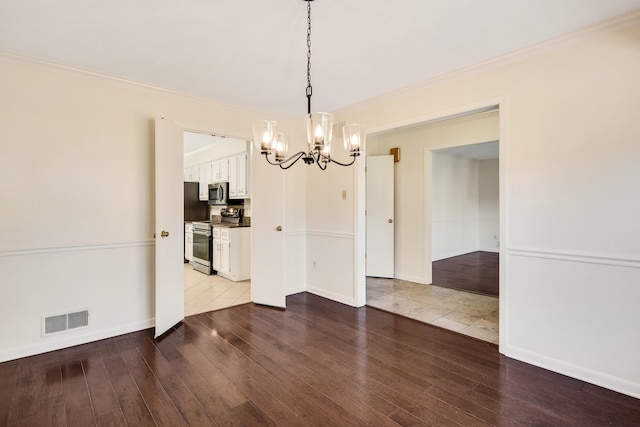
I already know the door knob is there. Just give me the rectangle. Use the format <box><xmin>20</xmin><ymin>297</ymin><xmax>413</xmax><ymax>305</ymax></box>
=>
<box><xmin>160</xmin><ymin>230</ymin><xmax>170</xmax><ymax>237</ymax></box>
<box><xmin>388</xmin><ymin>219</ymin><xmax>393</xmax><ymax>223</ymax></box>
<box><xmin>275</xmin><ymin>226</ymin><xmax>282</xmax><ymax>231</ymax></box>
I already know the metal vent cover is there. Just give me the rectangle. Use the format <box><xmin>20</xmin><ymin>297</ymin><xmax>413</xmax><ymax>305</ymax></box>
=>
<box><xmin>68</xmin><ymin>310</ymin><xmax>89</xmax><ymax>329</ymax></box>
<box><xmin>44</xmin><ymin>314</ymin><xmax>67</xmax><ymax>335</ymax></box>
<box><xmin>43</xmin><ymin>309</ymin><xmax>89</xmax><ymax>336</ymax></box>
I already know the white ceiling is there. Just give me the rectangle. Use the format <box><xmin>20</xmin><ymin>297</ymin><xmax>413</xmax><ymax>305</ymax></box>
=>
<box><xmin>436</xmin><ymin>141</ymin><xmax>499</xmax><ymax>160</ymax></box>
<box><xmin>2</xmin><ymin>1</ymin><xmax>640</xmax><ymax>118</ymax></box>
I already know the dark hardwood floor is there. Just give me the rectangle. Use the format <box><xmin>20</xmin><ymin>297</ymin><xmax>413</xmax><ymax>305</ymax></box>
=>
<box><xmin>2</xmin><ymin>293</ymin><xmax>638</xmax><ymax>426</ymax></box>
<box><xmin>432</xmin><ymin>251</ymin><xmax>499</xmax><ymax>297</ymax></box>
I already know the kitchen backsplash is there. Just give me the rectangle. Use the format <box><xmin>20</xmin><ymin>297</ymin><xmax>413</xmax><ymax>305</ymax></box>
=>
<box><xmin>209</xmin><ymin>199</ymin><xmax>251</xmax><ymax>217</ymax></box>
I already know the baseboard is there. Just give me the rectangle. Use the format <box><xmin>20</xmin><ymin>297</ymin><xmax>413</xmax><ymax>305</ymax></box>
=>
<box><xmin>0</xmin><ymin>318</ymin><xmax>155</xmax><ymax>363</ymax></box>
<box><xmin>479</xmin><ymin>247</ymin><xmax>499</xmax><ymax>253</ymax></box>
<box><xmin>286</xmin><ymin>284</ymin><xmax>306</xmax><ymax>296</ymax></box>
<box><xmin>432</xmin><ymin>248</ymin><xmax>480</xmax><ymax>262</ymax></box>
<box><xmin>504</xmin><ymin>343</ymin><xmax>640</xmax><ymax>399</ymax></box>
<box><xmin>306</xmin><ymin>286</ymin><xmax>356</xmax><ymax>307</ymax></box>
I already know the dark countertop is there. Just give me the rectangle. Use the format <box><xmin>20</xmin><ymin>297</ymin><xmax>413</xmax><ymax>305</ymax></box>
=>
<box><xmin>211</xmin><ymin>223</ymin><xmax>250</xmax><ymax>228</ymax></box>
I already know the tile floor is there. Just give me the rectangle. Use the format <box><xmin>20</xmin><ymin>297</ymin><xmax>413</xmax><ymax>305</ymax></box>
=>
<box><xmin>366</xmin><ymin>277</ymin><xmax>499</xmax><ymax>344</ymax></box>
<box><xmin>184</xmin><ymin>263</ymin><xmax>251</xmax><ymax>316</ymax></box>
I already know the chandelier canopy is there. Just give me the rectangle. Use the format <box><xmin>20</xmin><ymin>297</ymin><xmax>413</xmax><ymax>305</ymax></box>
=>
<box><xmin>252</xmin><ymin>0</ymin><xmax>365</xmax><ymax>170</ymax></box>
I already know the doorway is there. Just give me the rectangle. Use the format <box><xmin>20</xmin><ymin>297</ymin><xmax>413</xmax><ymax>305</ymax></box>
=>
<box><xmin>182</xmin><ymin>131</ymin><xmax>252</xmax><ymax>316</ymax></box>
<box><xmin>430</xmin><ymin>142</ymin><xmax>499</xmax><ymax>298</ymax></box>
<box><xmin>364</xmin><ymin>106</ymin><xmax>503</xmax><ymax>344</ymax></box>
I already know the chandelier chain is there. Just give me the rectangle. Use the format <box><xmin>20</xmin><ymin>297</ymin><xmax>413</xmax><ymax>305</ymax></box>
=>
<box><xmin>253</xmin><ymin>0</ymin><xmax>363</xmax><ymax>171</ymax></box>
<box><xmin>306</xmin><ymin>0</ymin><xmax>312</xmax><ymax>113</ymax></box>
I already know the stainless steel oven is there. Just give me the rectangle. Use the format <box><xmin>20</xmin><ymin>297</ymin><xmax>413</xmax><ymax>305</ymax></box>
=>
<box><xmin>192</xmin><ymin>221</ymin><xmax>212</xmax><ymax>274</ymax></box>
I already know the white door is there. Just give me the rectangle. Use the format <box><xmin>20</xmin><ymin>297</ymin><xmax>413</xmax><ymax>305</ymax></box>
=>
<box><xmin>154</xmin><ymin>117</ymin><xmax>185</xmax><ymax>338</ymax></box>
<box><xmin>250</xmin><ymin>148</ymin><xmax>286</xmax><ymax>308</ymax></box>
<box><xmin>366</xmin><ymin>155</ymin><xmax>395</xmax><ymax>278</ymax></box>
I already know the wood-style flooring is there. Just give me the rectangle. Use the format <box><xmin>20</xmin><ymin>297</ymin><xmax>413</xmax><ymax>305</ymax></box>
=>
<box><xmin>2</xmin><ymin>293</ymin><xmax>639</xmax><ymax>426</ymax></box>
<box><xmin>433</xmin><ymin>251</ymin><xmax>499</xmax><ymax>297</ymax></box>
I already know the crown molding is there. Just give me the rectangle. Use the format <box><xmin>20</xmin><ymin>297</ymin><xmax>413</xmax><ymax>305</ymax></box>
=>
<box><xmin>0</xmin><ymin>50</ymin><xmax>296</xmax><ymax>121</ymax></box>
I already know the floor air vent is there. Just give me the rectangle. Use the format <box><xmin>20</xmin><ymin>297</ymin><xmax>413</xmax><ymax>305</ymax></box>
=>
<box><xmin>43</xmin><ymin>309</ymin><xmax>89</xmax><ymax>336</ymax></box>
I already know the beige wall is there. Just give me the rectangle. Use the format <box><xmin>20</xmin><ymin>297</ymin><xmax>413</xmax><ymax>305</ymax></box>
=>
<box><xmin>306</xmin><ymin>15</ymin><xmax>640</xmax><ymax>397</ymax></box>
<box><xmin>0</xmin><ymin>53</ymin><xmax>305</xmax><ymax>361</ymax></box>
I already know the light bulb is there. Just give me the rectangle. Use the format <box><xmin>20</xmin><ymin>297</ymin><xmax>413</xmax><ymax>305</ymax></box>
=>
<box><xmin>314</xmin><ymin>124</ymin><xmax>324</xmax><ymax>144</ymax></box>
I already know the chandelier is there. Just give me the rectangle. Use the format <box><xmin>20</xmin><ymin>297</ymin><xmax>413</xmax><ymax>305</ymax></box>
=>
<box><xmin>252</xmin><ymin>0</ymin><xmax>365</xmax><ymax>170</ymax></box>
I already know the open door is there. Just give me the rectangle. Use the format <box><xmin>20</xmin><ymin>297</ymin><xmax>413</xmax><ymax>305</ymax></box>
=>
<box><xmin>366</xmin><ymin>155</ymin><xmax>395</xmax><ymax>278</ymax></box>
<box><xmin>154</xmin><ymin>117</ymin><xmax>185</xmax><ymax>337</ymax></box>
<box><xmin>250</xmin><ymin>147</ymin><xmax>286</xmax><ymax>308</ymax></box>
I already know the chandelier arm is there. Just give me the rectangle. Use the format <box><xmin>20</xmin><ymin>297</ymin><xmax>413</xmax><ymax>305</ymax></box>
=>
<box><xmin>263</xmin><ymin>152</ymin><xmax>285</xmax><ymax>166</ymax></box>
<box><xmin>315</xmin><ymin>153</ymin><xmax>328</xmax><ymax>170</ymax></box>
<box><xmin>273</xmin><ymin>151</ymin><xmax>308</xmax><ymax>170</ymax></box>
<box><xmin>327</xmin><ymin>156</ymin><xmax>358</xmax><ymax>167</ymax></box>
<box><xmin>316</xmin><ymin>161</ymin><xmax>327</xmax><ymax>171</ymax></box>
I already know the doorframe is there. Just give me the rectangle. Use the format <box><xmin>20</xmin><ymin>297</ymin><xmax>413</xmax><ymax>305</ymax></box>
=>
<box><xmin>356</xmin><ymin>96</ymin><xmax>509</xmax><ymax>351</ymax></box>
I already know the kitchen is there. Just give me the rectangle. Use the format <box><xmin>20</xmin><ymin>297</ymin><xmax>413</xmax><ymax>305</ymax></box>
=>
<box><xmin>182</xmin><ymin>131</ymin><xmax>252</xmax><ymax>315</ymax></box>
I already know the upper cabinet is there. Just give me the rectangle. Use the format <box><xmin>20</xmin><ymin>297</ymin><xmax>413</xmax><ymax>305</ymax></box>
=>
<box><xmin>211</xmin><ymin>158</ymin><xmax>229</xmax><ymax>182</ymax></box>
<box><xmin>198</xmin><ymin>163</ymin><xmax>212</xmax><ymax>200</ymax></box>
<box><xmin>186</xmin><ymin>151</ymin><xmax>250</xmax><ymax>200</ymax></box>
<box><xmin>229</xmin><ymin>153</ymin><xmax>249</xmax><ymax>198</ymax></box>
<box><xmin>184</xmin><ymin>166</ymin><xmax>199</xmax><ymax>182</ymax></box>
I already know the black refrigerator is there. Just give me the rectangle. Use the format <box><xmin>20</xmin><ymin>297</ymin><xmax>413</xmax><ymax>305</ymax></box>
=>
<box><xmin>184</xmin><ymin>182</ymin><xmax>208</xmax><ymax>221</ymax></box>
<box><xmin>184</xmin><ymin>182</ymin><xmax>208</xmax><ymax>262</ymax></box>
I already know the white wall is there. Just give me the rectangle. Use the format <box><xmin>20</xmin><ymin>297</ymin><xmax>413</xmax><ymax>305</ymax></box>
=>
<box><xmin>0</xmin><ymin>53</ymin><xmax>305</xmax><ymax>361</ymax></box>
<box><xmin>431</xmin><ymin>152</ymin><xmax>480</xmax><ymax>260</ymax></box>
<box><xmin>478</xmin><ymin>158</ymin><xmax>500</xmax><ymax>251</ymax></box>
<box><xmin>431</xmin><ymin>152</ymin><xmax>500</xmax><ymax>261</ymax></box>
<box><xmin>310</xmin><ymin>15</ymin><xmax>640</xmax><ymax>397</ymax></box>
<box><xmin>305</xmin><ymin>162</ymin><xmax>358</xmax><ymax>305</ymax></box>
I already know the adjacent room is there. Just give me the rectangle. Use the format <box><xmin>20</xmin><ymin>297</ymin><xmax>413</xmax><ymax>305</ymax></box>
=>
<box><xmin>365</xmin><ymin>111</ymin><xmax>501</xmax><ymax>343</ymax></box>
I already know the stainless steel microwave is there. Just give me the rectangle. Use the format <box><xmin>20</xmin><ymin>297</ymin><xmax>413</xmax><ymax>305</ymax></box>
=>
<box><xmin>208</xmin><ymin>182</ymin><xmax>228</xmax><ymax>205</ymax></box>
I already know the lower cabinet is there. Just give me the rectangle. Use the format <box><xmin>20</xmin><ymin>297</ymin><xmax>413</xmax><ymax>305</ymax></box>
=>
<box><xmin>212</xmin><ymin>226</ymin><xmax>251</xmax><ymax>281</ymax></box>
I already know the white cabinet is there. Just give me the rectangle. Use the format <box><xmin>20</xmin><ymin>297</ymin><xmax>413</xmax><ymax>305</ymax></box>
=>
<box><xmin>220</xmin><ymin>239</ymin><xmax>230</xmax><ymax>274</ymax></box>
<box><xmin>184</xmin><ymin>166</ymin><xmax>199</xmax><ymax>182</ymax></box>
<box><xmin>212</xmin><ymin>226</ymin><xmax>251</xmax><ymax>281</ymax></box>
<box><xmin>184</xmin><ymin>223</ymin><xmax>193</xmax><ymax>262</ymax></box>
<box><xmin>228</xmin><ymin>153</ymin><xmax>249</xmax><ymax>198</ymax></box>
<box><xmin>198</xmin><ymin>163</ymin><xmax>212</xmax><ymax>201</ymax></box>
<box><xmin>212</xmin><ymin>227</ymin><xmax>221</xmax><ymax>270</ymax></box>
<box><xmin>211</xmin><ymin>158</ymin><xmax>229</xmax><ymax>182</ymax></box>
<box><xmin>190</xmin><ymin>153</ymin><xmax>247</xmax><ymax>200</ymax></box>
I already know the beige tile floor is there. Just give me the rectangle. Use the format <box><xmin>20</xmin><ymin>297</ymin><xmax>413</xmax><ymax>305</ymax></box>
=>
<box><xmin>184</xmin><ymin>263</ymin><xmax>251</xmax><ymax>316</ymax></box>
<box><xmin>366</xmin><ymin>277</ymin><xmax>499</xmax><ymax>344</ymax></box>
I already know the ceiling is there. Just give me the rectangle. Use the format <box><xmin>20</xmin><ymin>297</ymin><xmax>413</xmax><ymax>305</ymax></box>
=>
<box><xmin>436</xmin><ymin>141</ymin><xmax>499</xmax><ymax>160</ymax></box>
<box><xmin>2</xmin><ymin>1</ymin><xmax>640</xmax><ymax>119</ymax></box>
